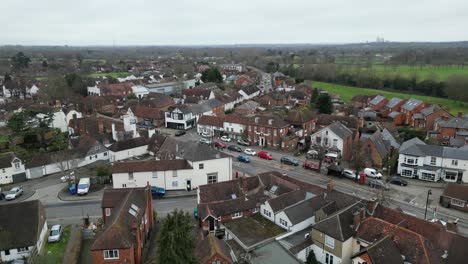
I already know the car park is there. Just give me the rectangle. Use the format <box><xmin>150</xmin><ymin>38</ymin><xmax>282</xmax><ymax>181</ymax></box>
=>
<box><xmin>303</xmin><ymin>161</ymin><xmax>319</xmax><ymax>171</ymax></box>
<box><xmin>214</xmin><ymin>141</ymin><xmax>227</xmax><ymax>148</ymax></box>
<box><xmin>280</xmin><ymin>156</ymin><xmax>299</xmax><ymax>166</ymax></box>
<box><xmin>228</xmin><ymin>145</ymin><xmax>242</xmax><ymax>152</ymax></box>
<box><xmin>368</xmin><ymin>179</ymin><xmax>389</xmax><ymax>190</ymax></box>
<box><xmin>244</xmin><ymin>149</ymin><xmax>256</xmax><ymax>156</ymax></box>
<box><xmin>389</xmin><ymin>176</ymin><xmax>408</xmax><ymax>186</ymax></box>
<box><xmin>220</xmin><ymin>136</ymin><xmax>232</xmax><ymax>142</ymax></box>
<box><xmin>48</xmin><ymin>224</ymin><xmax>62</xmax><ymax>243</ymax></box>
<box><xmin>363</xmin><ymin>168</ymin><xmax>383</xmax><ymax>179</ymax></box>
<box><xmin>257</xmin><ymin>151</ymin><xmax>273</xmax><ymax>160</ymax></box>
<box><xmin>342</xmin><ymin>170</ymin><xmax>359</xmax><ymax>180</ymax></box>
<box><xmin>5</xmin><ymin>187</ymin><xmax>23</xmax><ymax>201</ymax></box>
<box><xmin>199</xmin><ymin>138</ymin><xmax>212</xmax><ymax>145</ymax></box>
<box><xmin>237</xmin><ymin>155</ymin><xmax>251</xmax><ymax>163</ymax></box>
<box><xmin>237</xmin><ymin>139</ymin><xmax>250</xmax><ymax>146</ymax></box>
<box><xmin>175</xmin><ymin>130</ymin><xmax>186</xmax><ymax>137</ymax></box>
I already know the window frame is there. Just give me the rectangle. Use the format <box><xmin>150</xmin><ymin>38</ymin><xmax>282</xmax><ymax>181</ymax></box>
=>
<box><xmin>103</xmin><ymin>249</ymin><xmax>119</xmax><ymax>260</ymax></box>
<box><xmin>325</xmin><ymin>235</ymin><xmax>335</xmax><ymax>249</ymax></box>
<box><xmin>105</xmin><ymin>208</ymin><xmax>111</xmax><ymax>217</ymax></box>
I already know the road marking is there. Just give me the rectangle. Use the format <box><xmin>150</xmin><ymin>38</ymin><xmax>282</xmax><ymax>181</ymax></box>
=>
<box><xmin>409</xmin><ymin>197</ymin><xmax>417</xmax><ymax>204</ymax></box>
<box><xmin>403</xmin><ymin>211</ymin><xmax>417</xmax><ymax>217</ymax></box>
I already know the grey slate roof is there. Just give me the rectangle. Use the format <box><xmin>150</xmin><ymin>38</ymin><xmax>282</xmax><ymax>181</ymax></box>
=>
<box><xmin>413</xmin><ymin>113</ymin><xmax>423</xmax><ymax>119</ymax></box>
<box><xmin>381</xmin><ymin>128</ymin><xmax>400</xmax><ymax>149</ymax></box>
<box><xmin>369</xmin><ymin>95</ymin><xmax>386</xmax><ymax>106</ymax></box>
<box><xmin>283</xmin><ymin>195</ymin><xmax>329</xmax><ymax>225</ymax></box>
<box><xmin>400</xmin><ymin>137</ymin><xmax>425</xmax><ymax>152</ymax></box>
<box><xmin>237</xmin><ymin>100</ymin><xmax>260</xmax><ymax>110</ymax></box>
<box><xmin>157</xmin><ymin>139</ymin><xmax>230</xmax><ymax>162</ymax></box>
<box><xmin>388</xmin><ymin>111</ymin><xmax>401</xmax><ymax>118</ymax></box>
<box><xmin>368</xmin><ymin>131</ymin><xmax>391</xmax><ymax>158</ymax></box>
<box><xmin>400</xmin><ymin>139</ymin><xmax>468</xmax><ymax>160</ymax></box>
<box><xmin>420</xmin><ymin>105</ymin><xmax>439</xmax><ymax>117</ymax></box>
<box><xmin>189</xmin><ymin>99</ymin><xmax>224</xmax><ymax>114</ymax></box>
<box><xmin>385</xmin><ymin>97</ymin><xmax>403</xmax><ymax>109</ymax></box>
<box><xmin>327</xmin><ymin>121</ymin><xmax>353</xmax><ymax>139</ymax></box>
<box><xmin>401</xmin><ymin>98</ymin><xmax>423</xmax><ymax>111</ymax></box>
<box><xmin>436</xmin><ymin>117</ymin><xmax>468</xmax><ymax>129</ymax></box>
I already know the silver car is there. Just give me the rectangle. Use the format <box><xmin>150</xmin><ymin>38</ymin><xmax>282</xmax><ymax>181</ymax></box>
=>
<box><xmin>368</xmin><ymin>179</ymin><xmax>389</xmax><ymax>190</ymax></box>
<box><xmin>5</xmin><ymin>187</ymin><xmax>23</xmax><ymax>200</ymax></box>
<box><xmin>48</xmin><ymin>224</ymin><xmax>62</xmax><ymax>243</ymax></box>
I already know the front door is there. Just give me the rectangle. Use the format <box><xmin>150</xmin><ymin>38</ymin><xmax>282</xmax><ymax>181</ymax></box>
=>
<box><xmin>457</xmin><ymin>172</ymin><xmax>463</xmax><ymax>183</ymax></box>
<box><xmin>259</xmin><ymin>137</ymin><xmax>265</xmax><ymax>147</ymax></box>
<box><xmin>186</xmin><ymin>179</ymin><xmax>192</xmax><ymax>191</ymax></box>
<box><xmin>209</xmin><ymin>217</ymin><xmax>215</xmax><ymax>231</ymax></box>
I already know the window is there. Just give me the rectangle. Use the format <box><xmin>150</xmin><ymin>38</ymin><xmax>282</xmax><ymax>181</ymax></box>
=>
<box><xmin>95</xmin><ymin>155</ymin><xmax>98</xmax><ymax>158</ymax></box>
<box><xmin>279</xmin><ymin>218</ymin><xmax>288</xmax><ymax>227</ymax></box>
<box><xmin>211</xmin><ymin>261</ymin><xmax>221</xmax><ymax>264</ymax></box>
<box><xmin>122</xmin><ymin>184</ymin><xmax>127</xmax><ymax>188</ymax></box>
<box><xmin>172</xmin><ymin>181</ymin><xmax>178</xmax><ymax>187</ymax></box>
<box><xmin>325</xmin><ymin>131</ymin><xmax>329</xmax><ymax>135</ymax></box>
<box><xmin>430</xmin><ymin>157</ymin><xmax>437</xmax><ymax>165</ymax></box>
<box><xmin>445</xmin><ymin>171</ymin><xmax>457</xmax><ymax>181</ymax></box>
<box><xmin>332</xmin><ymin>139</ymin><xmax>338</xmax><ymax>147</ymax></box>
<box><xmin>232</xmin><ymin>212</ymin><xmax>242</xmax><ymax>219</ymax></box>
<box><xmin>325</xmin><ymin>235</ymin><xmax>335</xmax><ymax>249</ymax></box>
<box><xmin>128</xmin><ymin>172</ymin><xmax>134</xmax><ymax>180</ymax></box>
<box><xmin>105</xmin><ymin>208</ymin><xmax>111</xmax><ymax>217</ymax></box>
<box><xmin>2</xmin><ymin>169</ymin><xmax>5</xmax><ymax>173</ymax></box>
<box><xmin>17</xmin><ymin>247</ymin><xmax>28</xmax><ymax>253</ymax></box>
<box><xmin>89</xmin><ymin>156</ymin><xmax>92</xmax><ymax>160</ymax></box>
<box><xmin>173</xmin><ymin>170</ymin><xmax>178</xmax><ymax>177</ymax></box>
<box><xmin>421</xmin><ymin>172</ymin><xmax>436</xmax><ymax>181</ymax></box>
<box><xmin>401</xmin><ymin>169</ymin><xmax>413</xmax><ymax>177</ymax></box>
<box><xmin>103</xmin><ymin>152</ymin><xmax>108</xmax><ymax>156</ymax></box>
<box><xmin>451</xmin><ymin>198</ymin><xmax>465</xmax><ymax>207</ymax></box>
<box><xmin>199</xmin><ymin>163</ymin><xmax>204</xmax><ymax>169</ymax></box>
<box><xmin>152</xmin><ymin>171</ymin><xmax>158</xmax><ymax>178</ymax></box>
<box><xmin>325</xmin><ymin>253</ymin><xmax>334</xmax><ymax>264</ymax></box>
<box><xmin>207</xmin><ymin>173</ymin><xmax>218</xmax><ymax>184</ymax></box>
<box><xmin>452</xmin><ymin>160</ymin><xmax>458</xmax><ymax>166</ymax></box>
<box><xmin>274</xmin><ymin>129</ymin><xmax>277</xmax><ymax>136</ymax></box>
<box><xmin>324</xmin><ymin>138</ymin><xmax>328</xmax><ymax>146</ymax></box>
<box><xmin>104</xmin><ymin>249</ymin><xmax>119</xmax><ymax>260</ymax></box>
<box><xmin>14</xmin><ymin>162</ymin><xmax>20</xmax><ymax>169</ymax></box>
<box><xmin>263</xmin><ymin>209</ymin><xmax>271</xmax><ymax>217</ymax></box>
<box><xmin>5</xmin><ymin>249</ymin><xmax>10</xmax><ymax>255</ymax></box>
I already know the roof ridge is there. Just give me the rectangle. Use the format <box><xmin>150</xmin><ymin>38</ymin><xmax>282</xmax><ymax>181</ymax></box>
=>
<box><xmin>337</xmin><ymin>214</ymin><xmax>344</xmax><ymax>241</ymax></box>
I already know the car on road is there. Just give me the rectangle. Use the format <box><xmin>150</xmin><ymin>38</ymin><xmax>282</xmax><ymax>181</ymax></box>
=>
<box><xmin>257</xmin><ymin>151</ymin><xmax>273</xmax><ymax>160</ymax></box>
<box><xmin>280</xmin><ymin>156</ymin><xmax>299</xmax><ymax>166</ymax></box>
<box><xmin>227</xmin><ymin>145</ymin><xmax>242</xmax><ymax>152</ymax></box>
<box><xmin>363</xmin><ymin>168</ymin><xmax>383</xmax><ymax>179</ymax></box>
<box><xmin>389</xmin><ymin>176</ymin><xmax>408</xmax><ymax>186</ymax></box>
<box><xmin>244</xmin><ymin>149</ymin><xmax>256</xmax><ymax>156</ymax></box>
<box><xmin>237</xmin><ymin>139</ymin><xmax>251</xmax><ymax>146</ymax></box>
<box><xmin>201</xmin><ymin>131</ymin><xmax>211</xmax><ymax>138</ymax></box>
<box><xmin>48</xmin><ymin>224</ymin><xmax>63</xmax><ymax>243</ymax></box>
<box><xmin>214</xmin><ymin>141</ymin><xmax>227</xmax><ymax>148</ymax></box>
<box><xmin>237</xmin><ymin>155</ymin><xmax>251</xmax><ymax>163</ymax></box>
<box><xmin>5</xmin><ymin>187</ymin><xmax>23</xmax><ymax>201</ymax></box>
<box><xmin>220</xmin><ymin>136</ymin><xmax>232</xmax><ymax>142</ymax></box>
<box><xmin>368</xmin><ymin>179</ymin><xmax>389</xmax><ymax>190</ymax></box>
<box><xmin>199</xmin><ymin>138</ymin><xmax>212</xmax><ymax>145</ymax></box>
<box><xmin>342</xmin><ymin>170</ymin><xmax>359</xmax><ymax>180</ymax></box>
<box><xmin>77</xmin><ymin>178</ymin><xmax>90</xmax><ymax>195</ymax></box>
<box><xmin>151</xmin><ymin>186</ymin><xmax>166</xmax><ymax>198</ymax></box>
<box><xmin>303</xmin><ymin>161</ymin><xmax>319</xmax><ymax>171</ymax></box>
<box><xmin>175</xmin><ymin>130</ymin><xmax>186</xmax><ymax>137</ymax></box>
<box><xmin>327</xmin><ymin>164</ymin><xmax>344</xmax><ymax>177</ymax></box>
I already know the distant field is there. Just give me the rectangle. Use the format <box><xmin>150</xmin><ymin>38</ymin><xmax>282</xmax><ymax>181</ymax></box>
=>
<box><xmin>309</xmin><ymin>81</ymin><xmax>468</xmax><ymax>115</ymax></box>
<box><xmin>88</xmin><ymin>72</ymin><xmax>130</xmax><ymax>78</ymax></box>
<box><xmin>338</xmin><ymin>64</ymin><xmax>468</xmax><ymax>81</ymax></box>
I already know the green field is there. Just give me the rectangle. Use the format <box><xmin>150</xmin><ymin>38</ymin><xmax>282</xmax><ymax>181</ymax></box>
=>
<box><xmin>338</xmin><ymin>64</ymin><xmax>468</xmax><ymax>81</ymax></box>
<box><xmin>309</xmin><ymin>81</ymin><xmax>468</xmax><ymax>115</ymax></box>
<box><xmin>88</xmin><ymin>71</ymin><xmax>130</xmax><ymax>78</ymax></box>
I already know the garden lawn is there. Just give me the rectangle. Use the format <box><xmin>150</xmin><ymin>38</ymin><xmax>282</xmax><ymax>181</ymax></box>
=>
<box><xmin>88</xmin><ymin>71</ymin><xmax>130</xmax><ymax>78</ymax></box>
<box><xmin>310</xmin><ymin>81</ymin><xmax>468</xmax><ymax>115</ymax></box>
<box><xmin>36</xmin><ymin>225</ymin><xmax>71</xmax><ymax>264</ymax></box>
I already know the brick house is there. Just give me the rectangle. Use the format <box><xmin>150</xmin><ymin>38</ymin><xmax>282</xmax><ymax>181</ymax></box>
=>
<box><xmin>91</xmin><ymin>186</ymin><xmax>154</xmax><ymax>264</ymax></box>
<box><xmin>350</xmin><ymin>94</ymin><xmax>375</xmax><ymax>108</ymax></box>
<box><xmin>284</xmin><ymin>108</ymin><xmax>316</xmax><ymax>140</ymax></box>
<box><xmin>257</xmin><ymin>92</ymin><xmax>290</xmax><ymax>107</ymax></box>
<box><xmin>433</xmin><ymin>116</ymin><xmax>468</xmax><ymax>145</ymax></box>
<box><xmin>380</xmin><ymin>97</ymin><xmax>405</xmax><ymax>117</ymax></box>
<box><xmin>235</xmin><ymin>75</ymin><xmax>255</xmax><ymax>88</ymax></box>
<box><xmin>246</xmin><ymin>115</ymin><xmax>297</xmax><ymax>151</ymax></box>
<box><xmin>368</xmin><ymin>95</ymin><xmax>388</xmax><ymax>111</ymax></box>
<box><xmin>195</xmin><ymin>234</ymin><xmax>234</xmax><ymax>264</ymax></box>
<box><xmin>310</xmin><ymin>122</ymin><xmax>355</xmax><ymax>161</ymax></box>
<box><xmin>388</xmin><ymin>111</ymin><xmax>405</xmax><ymax>125</ymax></box>
<box><xmin>234</xmin><ymin>100</ymin><xmax>259</xmax><ymax>115</ymax></box>
<box><xmin>440</xmin><ymin>183</ymin><xmax>468</xmax><ymax>213</ymax></box>
<box><xmin>412</xmin><ymin>105</ymin><xmax>452</xmax><ymax>130</ymax></box>
<box><xmin>88</xmin><ymin>82</ymin><xmax>134</xmax><ymax>97</ymax></box>
<box><xmin>197</xmin><ymin>115</ymin><xmax>225</xmax><ymax>137</ymax></box>
<box><xmin>360</xmin><ymin>130</ymin><xmax>391</xmax><ymax>168</ymax></box>
<box><xmin>400</xmin><ymin>98</ymin><xmax>425</xmax><ymax>125</ymax></box>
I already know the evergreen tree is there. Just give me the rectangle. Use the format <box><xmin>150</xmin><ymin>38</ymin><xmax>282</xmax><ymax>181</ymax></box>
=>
<box><xmin>316</xmin><ymin>93</ymin><xmax>333</xmax><ymax>114</ymax></box>
<box><xmin>156</xmin><ymin>209</ymin><xmax>196</xmax><ymax>264</ymax></box>
<box><xmin>310</xmin><ymin>88</ymin><xmax>319</xmax><ymax>103</ymax></box>
<box><xmin>11</xmin><ymin>52</ymin><xmax>31</xmax><ymax>71</ymax></box>
<box><xmin>306</xmin><ymin>250</ymin><xmax>319</xmax><ymax>264</ymax></box>
<box><xmin>201</xmin><ymin>67</ymin><xmax>223</xmax><ymax>83</ymax></box>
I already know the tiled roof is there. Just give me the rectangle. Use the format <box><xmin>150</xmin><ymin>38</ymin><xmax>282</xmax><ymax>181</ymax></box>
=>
<box><xmin>326</xmin><ymin>121</ymin><xmax>353</xmax><ymax>139</ymax></box>
<box><xmin>112</xmin><ymin>159</ymin><xmax>192</xmax><ymax>173</ymax></box>
<box><xmin>248</xmin><ymin>115</ymin><xmax>289</xmax><ymax>128</ymax></box>
<box><xmin>401</xmin><ymin>98</ymin><xmax>423</xmax><ymax>111</ymax></box>
<box><xmin>369</xmin><ymin>95</ymin><xmax>386</xmax><ymax>105</ymax></box>
<box><xmin>385</xmin><ymin>97</ymin><xmax>403</xmax><ymax>109</ymax></box>
<box><xmin>108</xmin><ymin>137</ymin><xmax>148</xmax><ymax>152</ymax></box>
<box><xmin>183</xmin><ymin>88</ymin><xmax>213</xmax><ymax>99</ymax></box>
<box><xmin>436</xmin><ymin>117</ymin><xmax>468</xmax><ymax>129</ymax></box>
<box><xmin>147</xmin><ymin>134</ymin><xmax>166</xmax><ymax>153</ymax></box>
<box><xmin>353</xmin><ymin>236</ymin><xmax>403</xmax><ymax>264</ymax></box>
<box><xmin>285</xmin><ymin>108</ymin><xmax>315</xmax><ymax>125</ymax></box>
<box><xmin>198</xmin><ymin>115</ymin><xmax>224</xmax><ymax>127</ymax></box>
<box><xmin>237</xmin><ymin>100</ymin><xmax>260</xmax><ymax>110</ymax></box>
<box><xmin>351</xmin><ymin>94</ymin><xmax>374</xmax><ymax>103</ymax></box>
<box><xmin>0</xmin><ymin>152</ymin><xmax>16</xmax><ymax>168</ymax></box>
<box><xmin>268</xmin><ymin>190</ymin><xmax>310</xmax><ymax>213</ymax></box>
<box><xmin>316</xmin><ymin>114</ymin><xmax>359</xmax><ymax>129</ymax></box>
<box><xmin>195</xmin><ymin>234</ymin><xmax>232</xmax><ymax>264</ymax></box>
<box><xmin>442</xmin><ymin>183</ymin><xmax>468</xmax><ymax>201</ymax></box>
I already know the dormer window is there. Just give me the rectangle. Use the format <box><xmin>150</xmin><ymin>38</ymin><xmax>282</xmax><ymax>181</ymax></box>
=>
<box><xmin>14</xmin><ymin>161</ymin><xmax>21</xmax><ymax>169</ymax></box>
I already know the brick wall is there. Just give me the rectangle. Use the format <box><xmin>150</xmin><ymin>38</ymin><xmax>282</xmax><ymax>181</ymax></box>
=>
<box><xmin>91</xmin><ymin>247</ymin><xmax>135</xmax><ymax>264</ymax></box>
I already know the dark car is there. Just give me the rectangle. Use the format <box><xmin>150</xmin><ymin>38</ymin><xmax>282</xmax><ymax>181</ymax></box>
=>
<box><xmin>280</xmin><ymin>156</ymin><xmax>299</xmax><ymax>166</ymax></box>
<box><xmin>389</xmin><ymin>177</ymin><xmax>408</xmax><ymax>186</ymax></box>
<box><xmin>228</xmin><ymin>145</ymin><xmax>242</xmax><ymax>152</ymax></box>
<box><xmin>175</xmin><ymin>130</ymin><xmax>186</xmax><ymax>137</ymax></box>
<box><xmin>151</xmin><ymin>186</ymin><xmax>166</xmax><ymax>198</ymax></box>
<box><xmin>237</xmin><ymin>139</ymin><xmax>251</xmax><ymax>146</ymax></box>
<box><xmin>237</xmin><ymin>155</ymin><xmax>251</xmax><ymax>163</ymax></box>
<box><xmin>327</xmin><ymin>164</ymin><xmax>344</xmax><ymax>177</ymax></box>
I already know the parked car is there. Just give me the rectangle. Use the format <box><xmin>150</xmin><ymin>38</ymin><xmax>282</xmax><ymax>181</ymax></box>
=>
<box><xmin>237</xmin><ymin>155</ymin><xmax>251</xmax><ymax>163</ymax></box>
<box><xmin>175</xmin><ymin>130</ymin><xmax>186</xmax><ymax>137</ymax></box>
<box><xmin>77</xmin><ymin>178</ymin><xmax>90</xmax><ymax>195</ymax></box>
<box><xmin>303</xmin><ymin>161</ymin><xmax>319</xmax><ymax>171</ymax></box>
<box><xmin>342</xmin><ymin>170</ymin><xmax>359</xmax><ymax>180</ymax></box>
<box><xmin>199</xmin><ymin>138</ymin><xmax>212</xmax><ymax>145</ymax></box>
<box><xmin>389</xmin><ymin>176</ymin><xmax>408</xmax><ymax>186</ymax></box>
<box><xmin>5</xmin><ymin>187</ymin><xmax>23</xmax><ymax>201</ymax></box>
<box><xmin>228</xmin><ymin>145</ymin><xmax>242</xmax><ymax>152</ymax></box>
<box><xmin>214</xmin><ymin>141</ymin><xmax>227</xmax><ymax>148</ymax></box>
<box><xmin>201</xmin><ymin>131</ymin><xmax>211</xmax><ymax>137</ymax></box>
<box><xmin>0</xmin><ymin>188</ymin><xmax>4</xmax><ymax>200</ymax></box>
<box><xmin>151</xmin><ymin>186</ymin><xmax>166</xmax><ymax>198</ymax></box>
<box><xmin>60</xmin><ymin>174</ymin><xmax>75</xmax><ymax>183</ymax></box>
<box><xmin>237</xmin><ymin>139</ymin><xmax>251</xmax><ymax>146</ymax></box>
<box><xmin>363</xmin><ymin>168</ymin><xmax>383</xmax><ymax>179</ymax></box>
<box><xmin>257</xmin><ymin>151</ymin><xmax>273</xmax><ymax>160</ymax></box>
<box><xmin>244</xmin><ymin>149</ymin><xmax>256</xmax><ymax>156</ymax></box>
<box><xmin>368</xmin><ymin>179</ymin><xmax>389</xmax><ymax>190</ymax></box>
<box><xmin>327</xmin><ymin>164</ymin><xmax>344</xmax><ymax>177</ymax></box>
<box><xmin>280</xmin><ymin>156</ymin><xmax>299</xmax><ymax>166</ymax></box>
<box><xmin>306</xmin><ymin>150</ymin><xmax>318</xmax><ymax>159</ymax></box>
<box><xmin>220</xmin><ymin>136</ymin><xmax>232</xmax><ymax>142</ymax></box>
<box><xmin>48</xmin><ymin>224</ymin><xmax>62</xmax><ymax>243</ymax></box>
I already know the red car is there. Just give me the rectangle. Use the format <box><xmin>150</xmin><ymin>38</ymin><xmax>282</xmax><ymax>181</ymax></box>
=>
<box><xmin>303</xmin><ymin>161</ymin><xmax>319</xmax><ymax>171</ymax></box>
<box><xmin>257</xmin><ymin>151</ymin><xmax>273</xmax><ymax>160</ymax></box>
<box><xmin>214</xmin><ymin>141</ymin><xmax>227</xmax><ymax>148</ymax></box>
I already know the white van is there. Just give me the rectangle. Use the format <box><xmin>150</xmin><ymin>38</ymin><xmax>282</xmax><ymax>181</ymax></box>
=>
<box><xmin>364</xmin><ymin>168</ymin><xmax>382</xmax><ymax>179</ymax></box>
<box><xmin>77</xmin><ymin>178</ymin><xmax>90</xmax><ymax>195</ymax></box>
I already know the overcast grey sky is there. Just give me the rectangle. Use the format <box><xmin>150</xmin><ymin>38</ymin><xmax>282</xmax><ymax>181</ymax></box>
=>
<box><xmin>3</xmin><ymin>0</ymin><xmax>468</xmax><ymax>45</ymax></box>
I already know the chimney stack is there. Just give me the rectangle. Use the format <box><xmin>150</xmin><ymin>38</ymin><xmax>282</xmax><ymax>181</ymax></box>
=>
<box><xmin>352</xmin><ymin>208</ymin><xmax>365</xmax><ymax>230</ymax></box>
<box><xmin>98</xmin><ymin>119</ymin><xmax>104</xmax><ymax>134</ymax></box>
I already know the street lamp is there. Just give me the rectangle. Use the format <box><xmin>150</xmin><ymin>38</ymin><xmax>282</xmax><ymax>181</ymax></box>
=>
<box><xmin>424</xmin><ymin>189</ymin><xmax>432</xmax><ymax>220</ymax></box>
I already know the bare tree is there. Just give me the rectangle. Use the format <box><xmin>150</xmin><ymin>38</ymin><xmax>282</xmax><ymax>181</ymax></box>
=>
<box><xmin>52</xmin><ymin>151</ymin><xmax>80</xmax><ymax>184</ymax></box>
<box><xmin>350</xmin><ymin>140</ymin><xmax>366</xmax><ymax>175</ymax></box>
<box><xmin>310</xmin><ymin>144</ymin><xmax>329</xmax><ymax>171</ymax></box>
